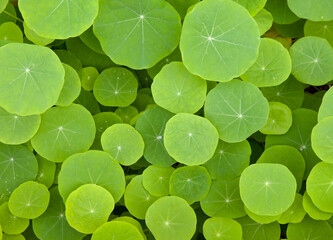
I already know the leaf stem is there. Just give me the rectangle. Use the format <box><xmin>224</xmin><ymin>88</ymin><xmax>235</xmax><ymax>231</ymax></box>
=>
<box><xmin>3</xmin><ymin>10</ymin><xmax>24</xmax><ymax>23</ymax></box>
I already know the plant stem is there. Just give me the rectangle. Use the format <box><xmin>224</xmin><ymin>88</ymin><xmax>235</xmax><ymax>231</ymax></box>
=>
<box><xmin>3</xmin><ymin>10</ymin><xmax>23</xmax><ymax>23</ymax></box>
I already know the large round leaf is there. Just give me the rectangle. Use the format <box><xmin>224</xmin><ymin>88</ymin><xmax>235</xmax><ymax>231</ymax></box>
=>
<box><xmin>180</xmin><ymin>0</ymin><xmax>260</xmax><ymax>82</ymax></box>
<box><xmin>290</xmin><ymin>36</ymin><xmax>333</xmax><ymax>86</ymax></box>
<box><xmin>241</xmin><ymin>38</ymin><xmax>292</xmax><ymax>87</ymax></box>
<box><xmin>145</xmin><ymin>196</ymin><xmax>197</xmax><ymax>240</ymax></box>
<box><xmin>164</xmin><ymin>113</ymin><xmax>219</xmax><ymax>165</ymax></box>
<box><xmin>92</xmin><ymin>221</ymin><xmax>144</xmax><ymax>240</ymax></box>
<box><xmin>239</xmin><ymin>163</ymin><xmax>297</xmax><ymax>216</ymax></box>
<box><xmin>151</xmin><ymin>62</ymin><xmax>207</xmax><ymax>114</ymax></box>
<box><xmin>0</xmin><ymin>43</ymin><xmax>64</xmax><ymax>116</ymax></box>
<box><xmin>58</xmin><ymin>150</ymin><xmax>125</xmax><ymax>203</ymax></box>
<box><xmin>31</xmin><ymin>104</ymin><xmax>96</xmax><ymax>162</ymax></box>
<box><xmin>94</xmin><ymin>0</ymin><xmax>181</xmax><ymax>69</ymax></box>
<box><xmin>205</xmin><ymin>80</ymin><xmax>269</xmax><ymax>143</ymax></box>
<box><xmin>18</xmin><ymin>0</ymin><xmax>99</xmax><ymax>39</ymax></box>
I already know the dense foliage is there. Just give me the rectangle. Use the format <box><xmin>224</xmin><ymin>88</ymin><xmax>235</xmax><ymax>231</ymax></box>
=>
<box><xmin>0</xmin><ymin>0</ymin><xmax>333</xmax><ymax>239</ymax></box>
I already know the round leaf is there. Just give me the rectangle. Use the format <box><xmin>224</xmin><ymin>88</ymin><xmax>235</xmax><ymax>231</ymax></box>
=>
<box><xmin>164</xmin><ymin>113</ymin><xmax>219</xmax><ymax>165</ymax></box>
<box><xmin>0</xmin><ymin>43</ymin><xmax>64</xmax><ymax>116</ymax></box>
<box><xmin>180</xmin><ymin>0</ymin><xmax>260</xmax><ymax>82</ymax></box>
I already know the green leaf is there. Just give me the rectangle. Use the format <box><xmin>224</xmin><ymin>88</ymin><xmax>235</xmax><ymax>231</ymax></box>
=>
<box><xmin>18</xmin><ymin>0</ymin><xmax>99</xmax><ymax>39</ymax></box>
<box><xmin>239</xmin><ymin>163</ymin><xmax>297</xmax><ymax>216</ymax></box>
<box><xmin>287</xmin><ymin>0</ymin><xmax>333</xmax><ymax>21</ymax></box>
<box><xmin>151</xmin><ymin>62</ymin><xmax>207</xmax><ymax>113</ymax></box>
<box><xmin>0</xmin><ymin>43</ymin><xmax>65</xmax><ymax>116</ymax></box>
<box><xmin>164</xmin><ymin>113</ymin><xmax>219</xmax><ymax>165</ymax></box>
<box><xmin>205</xmin><ymin>80</ymin><xmax>269</xmax><ymax>143</ymax></box>
<box><xmin>92</xmin><ymin>221</ymin><xmax>144</xmax><ymax>240</ymax></box>
<box><xmin>94</xmin><ymin>0</ymin><xmax>181</xmax><ymax>69</ymax></box>
<box><xmin>58</xmin><ymin>150</ymin><xmax>126</xmax><ymax>203</ymax></box>
<box><xmin>203</xmin><ymin>217</ymin><xmax>242</xmax><ymax>240</ymax></box>
<box><xmin>312</xmin><ymin>116</ymin><xmax>333</xmax><ymax>163</ymax></box>
<box><xmin>65</xmin><ymin>184</ymin><xmax>114</xmax><ymax>234</ymax></box>
<box><xmin>180</xmin><ymin>0</ymin><xmax>260</xmax><ymax>82</ymax></box>
<box><xmin>145</xmin><ymin>196</ymin><xmax>197</xmax><ymax>240</ymax></box>
<box><xmin>31</xmin><ymin>104</ymin><xmax>96</xmax><ymax>162</ymax></box>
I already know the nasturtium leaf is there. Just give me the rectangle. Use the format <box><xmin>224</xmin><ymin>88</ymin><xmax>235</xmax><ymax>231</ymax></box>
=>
<box><xmin>92</xmin><ymin>221</ymin><xmax>143</xmax><ymax>240</ymax></box>
<box><xmin>318</xmin><ymin>87</ymin><xmax>333</xmax><ymax>121</ymax></box>
<box><xmin>164</xmin><ymin>113</ymin><xmax>219</xmax><ymax>165</ymax></box>
<box><xmin>0</xmin><ymin>107</ymin><xmax>40</xmax><ymax>145</ymax></box>
<box><xmin>93</xmin><ymin>67</ymin><xmax>138</xmax><ymax>107</ymax></box>
<box><xmin>278</xmin><ymin>193</ymin><xmax>306</xmax><ymax>224</ymax></box>
<box><xmin>304</xmin><ymin>21</ymin><xmax>333</xmax><ymax>46</ymax></box>
<box><xmin>92</xmin><ymin>112</ymin><xmax>123</xmax><ymax>150</ymax></box>
<box><xmin>266</xmin><ymin>108</ymin><xmax>320</xmax><ymax>178</ymax></box>
<box><xmin>101</xmin><ymin>123</ymin><xmax>144</xmax><ymax>166</ymax></box>
<box><xmin>124</xmin><ymin>175</ymin><xmax>159</xmax><ymax>220</ymax></box>
<box><xmin>241</xmin><ymin>38</ymin><xmax>291</xmax><ymax>87</ymax></box>
<box><xmin>254</xmin><ymin>9</ymin><xmax>273</xmax><ymax>36</ymax></box>
<box><xmin>65</xmin><ymin>184</ymin><xmax>114</xmax><ymax>234</ymax></box>
<box><xmin>142</xmin><ymin>166</ymin><xmax>174</xmax><ymax>196</ymax></box>
<box><xmin>237</xmin><ymin>216</ymin><xmax>281</xmax><ymax>240</ymax></box>
<box><xmin>244</xmin><ymin>206</ymin><xmax>281</xmax><ymax>224</ymax></box>
<box><xmin>135</xmin><ymin>106</ymin><xmax>175</xmax><ymax>167</ymax></box>
<box><xmin>131</xmin><ymin>93</ymin><xmax>155</xmax><ymax>112</ymax></box>
<box><xmin>0</xmin><ymin>43</ymin><xmax>65</xmax><ymax>116</ymax></box>
<box><xmin>18</xmin><ymin>0</ymin><xmax>99</xmax><ymax>39</ymax></box>
<box><xmin>56</xmin><ymin>64</ymin><xmax>81</xmax><ymax>107</ymax></box>
<box><xmin>290</xmin><ymin>36</ymin><xmax>333</xmax><ymax>86</ymax></box>
<box><xmin>203</xmin><ymin>217</ymin><xmax>242</xmax><ymax>240</ymax></box>
<box><xmin>32</xmin><ymin>187</ymin><xmax>84</xmax><ymax>240</ymax></box>
<box><xmin>79</xmin><ymin>66</ymin><xmax>99</xmax><ymax>92</ymax></box>
<box><xmin>145</xmin><ymin>196</ymin><xmax>196</xmax><ymax>240</ymax></box>
<box><xmin>31</xmin><ymin>104</ymin><xmax>96</xmax><ymax>162</ymax></box>
<box><xmin>233</xmin><ymin>0</ymin><xmax>266</xmax><ymax>16</ymax></box>
<box><xmin>265</xmin><ymin>0</ymin><xmax>299</xmax><ymax>24</ymax></box>
<box><xmin>112</xmin><ymin>217</ymin><xmax>146</xmax><ymax>240</ymax></box>
<box><xmin>8</xmin><ymin>181</ymin><xmax>50</xmax><ymax>219</ymax></box>
<box><xmin>312</xmin><ymin>117</ymin><xmax>333</xmax><ymax>163</ymax></box>
<box><xmin>307</xmin><ymin>162</ymin><xmax>333</xmax><ymax>213</ymax></box>
<box><xmin>0</xmin><ymin>143</ymin><xmax>38</xmax><ymax>204</ymax></box>
<box><xmin>35</xmin><ymin>155</ymin><xmax>56</xmax><ymax>188</ymax></box>
<box><xmin>261</xmin><ymin>75</ymin><xmax>305</xmax><ymax>111</ymax></box>
<box><xmin>203</xmin><ymin>140</ymin><xmax>251</xmax><ymax>180</ymax></box>
<box><xmin>303</xmin><ymin>191</ymin><xmax>333</xmax><ymax>220</ymax></box>
<box><xmin>94</xmin><ymin>0</ymin><xmax>181</xmax><ymax>69</ymax></box>
<box><xmin>169</xmin><ymin>166</ymin><xmax>211</xmax><ymax>204</ymax></box>
<box><xmin>79</xmin><ymin>27</ymin><xmax>104</xmax><ymax>54</ymax></box>
<box><xmin>287</xmin><ymin>215</ymin><xmax>333</xmax><ymax>240</ymax></box>
<box><xmin>58</xmin><ymin>150</ymin><xmax>126</xmax><ymax>203</ymax></box>
<box><xmin>115</xmin><ymin>106</ymin><xmax>138</xmax><ymax>124</ymax></box>
<box><xmin>260</xmin><ymin>102</ymin><xmax>292</xmax><ymax>135</ymax></box>
<box><xmin>205</xmin><ymin>80</ymin><xmax>269</xmax><ymax>143</ymax></box>
<box><xmin>257</xmin><ymin>145</ymin><xmax>305</xmax><ymax>191</ymax></box>
<box><xmin>0</xmin><ymin>202</ymin><xmax>29</xmax><ymax>235</ymax></box>
<box><xmin>151</xmin><ymin>62</ymin><xmax>207</xmax><ymax>113</ymax></box>
<box><xmin>180</xmin><ymin>0</ymin><xmax>260</xmax><ymax>82</ymax></box>
<box><xmin>200</xmin><ymin>178</ymin><xmax>246</xmax><ymax>218</ymax></box>
<box><xmin>240</xmin><ymin>163</ymin><xmax>297</xmax><ymax>216</ymax></box>
<box><xmin>0</xmin><ymin>22</ymin><xmax>23</xmax><ymax>42</ymax></box>
<box><xmin>23</xmin><ymin>22</ymin><xmax>54</xmax><ymax>46</ymax></box>
<box><xmin>302</xmin><ymin>90</ymin><xmax>326</xmax><ymax>112</ymax></box>
<box><xmin>287</xmin><ymin>0</ymin><xmax>333</xmax><ymax>21</ymax></box>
